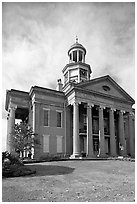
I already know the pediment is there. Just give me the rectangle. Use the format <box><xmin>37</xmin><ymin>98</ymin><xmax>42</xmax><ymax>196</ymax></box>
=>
<box><xmin>76</xmin><ymin>75</ymin><xmax>134</xmax><ymax>103</ymax></box>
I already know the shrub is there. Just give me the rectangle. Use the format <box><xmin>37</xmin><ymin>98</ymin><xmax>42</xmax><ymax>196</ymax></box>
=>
<box><xmin>2</xmin><ymin>151</ymin><xmax>23</xmax><ymax>166</ymax></box>
<box><xmin>2</xmin><ymin>151</ymin><xmax>36</xmax><ymax>177</ymax></box>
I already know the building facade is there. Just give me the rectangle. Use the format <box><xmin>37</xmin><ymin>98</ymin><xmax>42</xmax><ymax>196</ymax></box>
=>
<box><xmin>5</xmin><ymin>38</ymin><xmax>135</xmax><ymax>158</ymax></box>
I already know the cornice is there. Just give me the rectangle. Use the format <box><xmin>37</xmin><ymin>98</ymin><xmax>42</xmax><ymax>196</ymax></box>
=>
<box><xmin>76</xmin><ymin>75</ymin><xmax>135</xmax><ymax>104</ymax></box>
<box><xmin>5</xmin><ymin>89</ymin><xmax>30</xmax><ymax>111</ymax></box>
<box><xmin>29</xmin><ymin>86</ymin><xmax>65</xmax><ymax>99</ymax></box>
<box><xmin>75</xmin><ymin>86</ymin><xmax>134</xmax><ymax>105</ymax></box>
<box><xmin>62</xmin><ymin>62</ymin><xmax>91</xmax><ymax>73</ymax></box>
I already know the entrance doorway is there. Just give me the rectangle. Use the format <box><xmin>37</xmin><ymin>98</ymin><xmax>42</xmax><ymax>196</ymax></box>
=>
<box><xmin>80</xmin><ymin>135</ymin><xmax>87</xmax><ymax>155</ymax></box>
<box><xmin>93</xmin><ymin>136</ymin><xmax>99</xmax><ymax>156</ymax></box>
<box><xmin>105</xmin><ymin>137</ymin><xmax>110</xmax><ymax>155</ymax></box>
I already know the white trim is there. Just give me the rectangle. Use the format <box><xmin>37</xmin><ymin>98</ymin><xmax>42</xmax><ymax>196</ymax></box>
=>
<box><xmin>43</xmin><ymin>107</ymin><xmax>50</xmax><ymax>111</ymax></box>
<box><xmin>56</xmin><ymin>110</ymin><xmax>63</xmax><ymax>113</ymax></box>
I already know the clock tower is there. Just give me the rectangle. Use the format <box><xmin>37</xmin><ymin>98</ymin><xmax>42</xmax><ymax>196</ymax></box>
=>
<box><xmin>62</xmin><ymin>37</ymin><xmax>92</xmax><ymax>87</ymax></box>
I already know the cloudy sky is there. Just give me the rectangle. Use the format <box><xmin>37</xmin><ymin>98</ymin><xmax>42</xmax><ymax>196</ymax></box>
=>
<box><xmin>2</xmin><ymin>2</ymin><xmax>135</xmax><ymax>150</ymax></box>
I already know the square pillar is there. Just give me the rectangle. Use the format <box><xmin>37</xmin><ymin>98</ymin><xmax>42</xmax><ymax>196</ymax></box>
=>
<box><xmin>70</xmin><ymin>101</ymin><xmax>80</xmax><ymax>158</ymax></box>
<box><xmin>32</xmin><ymin>102</ymin><xmax>40</xmax><ymax>159</ymax></box>
<box><xmin>99</xmin><ymin>105</ymin><xmax>105</xmax><ymax>157</ymax></box>
<box><xmin>7</xmin><ymin>104</ymin><xmax>17</xmax><ymax>153</ymax></box>
<box><xmin>77</xmin><ymin>50</ymin><xmax>79</xmax><ymax>62</ymax></box>
<box><xmin>128</xmin><ymin>112</ymin><xmax>135</xmax><ymax>157</ymax></box>
<box><xmin>119</xmin><ymin>110</ymin><xmax>126</xmax><ymax>156</ymax></box>
<box><xmin>86</xmin><ymin>104</ymin><xmax>94</xmax><ymax>157</ymax></box>
<box><xmin>109</xmin><ymin>108</ymin><xmax>117</xmax><ymax>156</ymax></box>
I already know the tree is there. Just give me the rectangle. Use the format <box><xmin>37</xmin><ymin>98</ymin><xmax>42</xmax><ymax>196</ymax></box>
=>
<box><xmin>11</xmin><ymin>122</ymin><xmax>38</xmax><ymax>158</ymax></box>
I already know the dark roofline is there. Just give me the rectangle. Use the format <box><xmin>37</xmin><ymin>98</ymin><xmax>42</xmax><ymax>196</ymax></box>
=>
<box><xmin>29</xmin><ymin>86</ymin><xmax>65</xmax><ymax>98</ymax></box>
<box><xmin>10</xmin><ymin>89</ymin><xmax>29</xmax><ymax>94</ymax></box>
<box><xmin>68</xmin><ymin>44</ymin><xmax>86</xmax><ymax>55</ymax></box>
<box><xmin>5</xmin><ymin>89</ymin><xmax>29</xmax><ymax>111</ymax></box>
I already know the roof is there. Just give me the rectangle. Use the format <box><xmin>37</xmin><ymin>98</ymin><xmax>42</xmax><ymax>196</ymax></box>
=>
<box><xmin>5</xmin><ymin>89</ymin><xmax>29</xmax><ymax>111</ymax></box>
<box><xmin>29</xmin><ymin>86</ymin><xmax>65</xmax><ymax>98</ymax></box>
<box><xmin>68</xmin><ymin>42</ymin><xmax>86</xmax><ymax>55</ymax></box>
<box><xmin>75</xmin><ymin>75</ymin><xmax>135</xmax><ymax>104</ymax></box>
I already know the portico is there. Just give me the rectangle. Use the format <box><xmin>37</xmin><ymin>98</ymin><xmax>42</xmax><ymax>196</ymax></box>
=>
<box><xmin>68</xmin><ymin>98</ymin><xmax>134</xmax><ymax>158</ymax></box>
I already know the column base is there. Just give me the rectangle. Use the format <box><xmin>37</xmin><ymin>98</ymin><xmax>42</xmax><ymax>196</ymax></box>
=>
<box><xmin>69</xmin><ymin>154</ymin><xmax>81</xmax><ymax>159</ymax></box>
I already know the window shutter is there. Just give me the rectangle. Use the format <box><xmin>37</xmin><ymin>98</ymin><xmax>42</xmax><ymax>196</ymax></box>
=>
<box><xmin>43</xmin><ymin>135</ymin><xmax>50</xmax><ymax>153</ymax></box>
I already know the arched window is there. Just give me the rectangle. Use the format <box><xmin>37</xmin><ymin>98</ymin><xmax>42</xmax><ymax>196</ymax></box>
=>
<box><xmin>73</xmin><ymin>51</ymin><xmax>77</xmax><ymax>62</ymax></box>
<box><xmin>79</xmin><ymin>51</ymin><xmax>82</xmax><ymax>62</ymax></box>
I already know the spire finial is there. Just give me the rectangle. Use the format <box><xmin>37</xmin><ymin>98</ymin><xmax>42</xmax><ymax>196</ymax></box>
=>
<box><xmin>76</xmin><ymin>36</ymin><xmax>78</xmax><ymax>43</ymax></box>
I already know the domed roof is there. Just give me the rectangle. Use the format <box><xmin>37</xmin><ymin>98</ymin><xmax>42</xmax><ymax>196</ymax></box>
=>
<box><xmin>68</xmin><ymin>37</ymin><xmax>86</xmax><ymax>55</ymax></box>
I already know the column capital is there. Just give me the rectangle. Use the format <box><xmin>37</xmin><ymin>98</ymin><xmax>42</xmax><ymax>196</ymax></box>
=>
<box><xmin>119</xmin><ymin>110</ymin><xmax>125</xmax><ymax>114</ymax></box>
<box><xmin>73</xmin><ymin>101</ymin><xmax>79</xmax><ymax>106</ymax></box>
<box><xmin>87</xmin><ymin>103</ymin><xmax>94</xmax><ymax>108</ymax></box>
<box><xmin>99</xmin><ymin>105</ymin><xmax>105</xmax><ymax>110</ymax></box>
<box><xmin>9</xmin><ymin>104</ymin><xmax>17</xmax><ymax>111</ymax></box>
<box><xmin>110</xmin><ymin>107</ymin><xmax>116</xmax><ymax>112</ymax></box>
<box><xmin>129</xmin><ymin>111</ymin><xmax>134</xmax><ymax>116</ymax></box>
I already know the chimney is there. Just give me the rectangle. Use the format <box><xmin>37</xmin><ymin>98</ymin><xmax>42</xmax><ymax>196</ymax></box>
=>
<box><xmin>56</xmin><ymin>79</ymin><xmax>63</xmax><ymax>91</ymax></box>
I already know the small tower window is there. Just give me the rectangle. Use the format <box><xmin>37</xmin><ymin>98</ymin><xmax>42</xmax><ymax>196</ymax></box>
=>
<box><xmin>79</xmin><ymin>51</ymin><xmax>82</xmax><ymax>62</ymax></box>
<box><xmin>73</xmin><ymin>51</ymin><xmax>77</xmax><ymax>62</ymax></box>
<box><xmin>80</xmin><ymin>69</ymin><xmax>87</xmax><ymax>78</ymax></box>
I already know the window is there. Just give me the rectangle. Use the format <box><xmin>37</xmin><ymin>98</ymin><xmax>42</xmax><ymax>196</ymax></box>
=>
<box><xmin>56</xmin><ymin>136</ymin><xmax>63</xmax><ymax>153</ymax></box>
<box><xmin>44</xmin><ymin>109</ymin><xmax>49</xmax><ymax>126</ymax></box>
<box><xmin>104</xmin><ymin>118</ymin><xmax>110</xmax><ymax>135</ymax></box>
<box><xmin>102</xmin><ymin>85</ymin><xmax>110</xmax><ymax>91</ymax></box>
<box><xmin>80</xmin><ymin>69</ymin><xmax>87</xmax><ymax>78</ymax></box>
<box><xmin>73</xmin><ymin>51</ymin><xmax>77</xmax><ymax>62</ymax></box>
<box><xmin>93</xmin><ymin>137</ymin><xmax>99</xmax><ymax>152</ymax></box>
<box><xmin>57</xmin><ymin>111</ymin><xmax>62</xmax><ymax>127</ymax></box>
<box><xmin>93</xmin><ymin>118</ymin><xmax>99</xmax><ymax>134</ymax></box>
<box><xmin>79</xmin><ymin>51</ymin><xmax>82</xmax><ymax>62</ymax></box>
<box><xmin>43</xmin><ymin>135</ymin><xmax>50</xmax><ymax>153</ymax></box>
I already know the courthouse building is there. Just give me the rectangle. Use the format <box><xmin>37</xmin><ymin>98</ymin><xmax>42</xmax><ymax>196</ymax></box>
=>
<box><xmin>5</xmin><ymin>38</ymin><xmax>135</xmax><ymax>158</ymax></box>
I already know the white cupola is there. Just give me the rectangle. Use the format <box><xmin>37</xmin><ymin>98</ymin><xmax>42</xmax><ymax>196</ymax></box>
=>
<box><xmin>62</xmin><ymin>37</ymin><xmax>92</xmax><ymax>86</ymax></box>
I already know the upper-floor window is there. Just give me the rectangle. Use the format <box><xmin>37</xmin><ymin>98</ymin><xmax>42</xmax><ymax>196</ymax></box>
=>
<box><xmin>44</xmin><ymin>109</ymin><xmax>50</xmax><ymax>126</ymax></box>
<box><xmin>73</xmin><ymin>51</ymin><xmax>77</xmax><ymax>62</ymax></box>
<box><xmin>79</xmin><ymin>51</ymin><xmax>83</xmax><ymax>62</ymax></box>
<box><xmin>57</xmin><ymin>111</ymin><xmax>62</xmax><ymax>128</ymax></box>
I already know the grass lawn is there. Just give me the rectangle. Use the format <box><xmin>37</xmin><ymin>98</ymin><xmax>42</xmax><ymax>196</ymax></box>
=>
<box><xmin>2</xmin><ymin>160</ymin><xmax>135</xmax><ymax>202</ymax></box>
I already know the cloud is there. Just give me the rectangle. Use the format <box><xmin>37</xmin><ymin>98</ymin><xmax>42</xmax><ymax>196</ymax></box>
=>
<box><xmin>2</xmin><ymin>2</ymin><xmax>135</xmax><ymax>150</ymax></box>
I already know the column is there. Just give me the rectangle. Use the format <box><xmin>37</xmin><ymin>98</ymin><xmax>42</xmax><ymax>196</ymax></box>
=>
<box><xmin>128</xmin><ymin>112</ymin><xmax>135</xmax><ymax>157</ymax></box>
<box><xmin>119</xmin><ymin>110</ymin><xmax>126</xmax><ymax>156</ymax></box>
<box><xmin>87</xmin><ymin>104</ymin><xmax>94</xmax><ymax>157</ymax></box>
<box><xmin>77</xmin><ymin>50</ymin><xmax>79</xmax><ymax>62</ymax></box>
<box><xmin>78</xmin><ymin>69</ymin><xmax>80</xmax><ymax>83</ymax></box>
<box><xmin>71</xmin><ymin>101</ymin><xmax>80</xmax><ymax>158</ymax></box>
<box><xmin>70</xmin><ymin>53</ymin><xmax>72</xmax><ymax>63</ymax></box>
<box><xmin>7</xmin><ymin>104</ymin><xmax>17</xmax><ymax>152</ymax></box>
<box><xmin>32</xmin><ymin>101</ymin><xmax>40</xmax><ymax>159</ymax></box>
<box><xmin>109</xmin><ymin>108</ymin><xmax>117</xmax><ymax>156</ymax></box>
<box><xmin>99</xmin><ymin>105</ymin><xmax>105</xmax><ymax>157</ymax></box>
<box><xmin>82</xmin><ymin>52</ymin><xmax>85</xmax><ymax>63</ymax></box>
